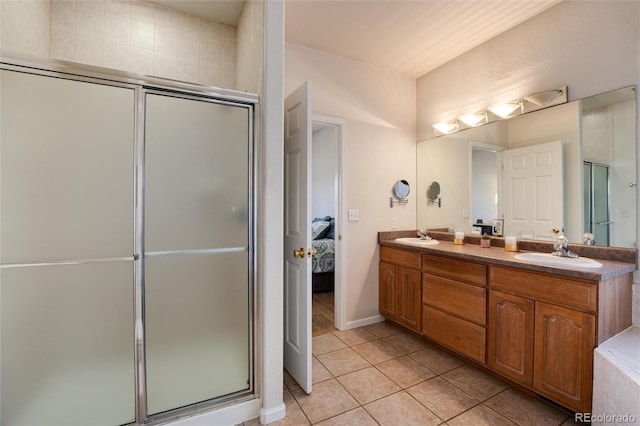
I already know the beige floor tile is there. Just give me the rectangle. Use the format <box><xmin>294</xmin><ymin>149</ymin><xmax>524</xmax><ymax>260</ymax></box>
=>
<box><xmin>383</xmin><ymin>331</ymin><xmax>432</xmax><ymax>354</ymax></box>
<box><xmin>267</xmin><ymin>392</ymin><xmax>310</xmax><ymax>426</ymax></box>
<box><xmin>363</xmin><ymin>321</ymin><xmax>404</xmax><ymax>338</ymax></box>
<box><xmin>448</xmin><ymin>404</ymin><xmax>517</xmax><ymax>426</ymax></box>
<box><xmin>407</xmin><ymin>376</ymin><xmax>480</xmax><ymax>421</ymax></box>
<box><xmin>333</xmin><ymin>328</ymin><xmax>378</xmax><ymax>346</ymax></box>
<box><xmin>442</xmin><ymin>364</ymin><xmax>509</xmax><ymax>401</ymax></box>
<box><xmin>409</xmin><ymin>345</ymin><xmax>466</xmax><ymax>374</ymax></box>
<box><xmin>313</xmin><ymin>356</ymin><xmax>333</xmax><ymax>384</ymax></box>
<box><xmin>337</xmin><ymin>366</ymin><xmax>401</xmax><ymax>404</ymax></box>
<box><xmin>485</xmin><ymin>388</ymin><xmax>570</xmax><ymax>426</ymax></box>
<box><xmin>314</xmin><ymin>407</ymin><xmax>378</xmax><ymax>426</ymax></box>
<box><xmin>376</xmin><ymin>354</ymin><xmax>436</xmax><ymax>388</ymax></box>
<box><xmin>292</xmin><ymin>379</ymin><xmax>359</xmax><ymax>423</ymax></box>
<box><xmin>364</xmin><ymin>390</ymin><xmax>442</xmax><ymax>426</ymax></box>
<box><xmin>317</xmin><ymin>347</ymin><xmax>371</xmax><ymax>377</ymax></box>
<box><xmin>312</xmin><ymin>333</ymin><xmax>348</xmax><ymax>356</ymax></box>
<box><xmin>284</xmin><ymin>368</ymin><xmax>302</xmax><ymax>391</ymax></box>
<box><xmin>561</xmin><ymin>416</ymin><xmax>582</xmax><ymax>425</ymax></box>
<box><xmin>352</xmin><ymin>339</ymin><xmax>403</xmax><ymax>365</ymax></box>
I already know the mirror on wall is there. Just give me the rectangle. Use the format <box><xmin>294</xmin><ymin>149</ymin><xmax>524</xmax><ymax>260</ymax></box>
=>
<box><xmin>417</xmin><ymin>86</ymin><xmax>637</xmax><ymax>248</ymax></box>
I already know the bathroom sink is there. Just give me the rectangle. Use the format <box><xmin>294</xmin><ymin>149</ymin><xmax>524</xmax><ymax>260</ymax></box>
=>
<box><xmin>394</xmin><ymin>237</ymin><xmax>440</xmax><ymax>247</ymax></box>
<box><xmin>514</xmin><ymin>252</ymin><xmax>602</xmax><ymax>268</ymax></box>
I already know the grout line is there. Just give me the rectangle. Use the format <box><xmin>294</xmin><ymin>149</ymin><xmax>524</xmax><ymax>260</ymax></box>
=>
<box><xmin>304</xmin><ymin>320</ymin><xmax>571</xmax><ymax>425</ymax></box>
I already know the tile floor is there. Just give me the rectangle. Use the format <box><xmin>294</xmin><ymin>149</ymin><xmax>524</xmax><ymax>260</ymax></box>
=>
<box><xmin>312</xmin><ymin>291</ymin><xmax>336</xmax><ymax>336</ymax></box>
<box><xmin>245</xmin><ymin>321</ymin><xmax>582</xmax><ymax>426</ymax></box>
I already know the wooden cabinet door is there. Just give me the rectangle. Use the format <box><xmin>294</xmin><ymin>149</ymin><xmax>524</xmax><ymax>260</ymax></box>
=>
<box><xmin>398</xmin><ymin>266</ymin><xmax>421</xmax><ymax>332</ymax></box>
<box><xmin>488</xmin><ymin>290</ymin><xmax>534</xmax><ymax>387</ymax></box>
<box><xmin>534</xmin><ymin>301</ymin><xmax>596</xmax><ymax>413</ymax></box>
<box><xmin>379</xmin><ymin>261</ymin><xmax>398</xmax><ymax>321</ymax></box>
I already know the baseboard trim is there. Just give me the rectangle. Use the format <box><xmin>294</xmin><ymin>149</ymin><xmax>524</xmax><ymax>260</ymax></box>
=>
<box><xmin>343</xmin><ymin>314</ymin><xmax>386</xmax><ymax>330</ymax></box>
<box><xmin>260</xmin><ymin>402</ymin><xmax>286</xmax><ymax>424</ymax></box>
<box><xmin>167</xmin><ymin>398</ymin><xmax>260</xmax><ymax>426</ymax></box>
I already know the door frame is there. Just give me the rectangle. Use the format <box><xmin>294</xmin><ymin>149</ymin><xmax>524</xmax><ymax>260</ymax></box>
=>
<box><xmin>312</xmin><ymin>114</ymin><xmax>347</xmax><ymax>330</ymax></box>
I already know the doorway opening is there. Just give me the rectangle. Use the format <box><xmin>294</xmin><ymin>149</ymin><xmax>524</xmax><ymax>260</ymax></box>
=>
<box><xmin>311</xmin><ymin>116</ymin><xmax>345</xmax><ymax>336</ymax></box>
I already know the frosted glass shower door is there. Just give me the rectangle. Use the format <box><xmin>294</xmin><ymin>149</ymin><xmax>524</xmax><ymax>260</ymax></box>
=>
<box><xmin>0</xmin><ymin>69</ymin><xmax>135</xmax><ymax>425</ymax></box>
<box><xmin>144</xmin><ymin>92</ymin><xmax>252</xmax><ymax>416</ymax></box>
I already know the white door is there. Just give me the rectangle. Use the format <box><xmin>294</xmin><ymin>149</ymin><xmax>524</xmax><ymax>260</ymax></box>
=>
<box><xmin>283</xmin><ymin>81</ymin><xmax>313</xmax><ymax>393</ymax></box>
<box><xmin>501</xmin><ymin>141</ymin><xmax>563</xmax><ymax>241</ymax></box>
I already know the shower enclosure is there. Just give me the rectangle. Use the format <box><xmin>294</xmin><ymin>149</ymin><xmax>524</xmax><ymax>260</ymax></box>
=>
<box><xmin>583</xmin><ymin>161</ymin><xmax>610</xmax><ymax>246</ymax></box>
<box><xmin>0</xmin><ymin>62</ymin><xmax>255</xmax><ymax>425</ymax></box>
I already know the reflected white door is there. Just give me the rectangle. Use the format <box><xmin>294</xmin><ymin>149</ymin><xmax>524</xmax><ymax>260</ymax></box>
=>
<box><xmin>283</xmin><ymin>82</ymin><xmax>313</xmax><ymax>393</ymax></box>
<box><xmin>501</xmin><ymin>141</ymin><xmax>563</xmax><ymax>240</ymax></box>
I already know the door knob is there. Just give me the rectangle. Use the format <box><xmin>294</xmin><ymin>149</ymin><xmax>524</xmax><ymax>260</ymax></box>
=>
<box><xmin>307</xmin><ymin>247</ymin><xmax>317</xmax><ymax>257</ymax></box>
<box><xmin>293</xmin><ymin>248</ymin><xmax>305</xmax><ymax>258</ymax></box>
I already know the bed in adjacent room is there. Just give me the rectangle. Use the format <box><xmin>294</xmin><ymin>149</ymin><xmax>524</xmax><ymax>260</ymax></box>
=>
<box><xmin>311</xmin><ymin>216</ymin><xmax>335</xmax><ymax>293</ymax></box>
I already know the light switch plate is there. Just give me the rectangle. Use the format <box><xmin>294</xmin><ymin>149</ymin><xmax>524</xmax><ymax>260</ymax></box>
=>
<box><xmin>348</xmin><ymin>209</ymin><xmax>359</xmax><ymax>221</ymax></box>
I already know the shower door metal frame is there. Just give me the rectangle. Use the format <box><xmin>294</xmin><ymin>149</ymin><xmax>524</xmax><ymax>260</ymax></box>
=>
<box><xmin>139</xmin><ymin>88</ymin><xmax>257</xmax><ymax>424</ymax></box>
<box><xmin>584</xmin><ymin>160</ymin><xmax>611</xmax><ymax>246</ymax></box>
<box><xmin>0</xmin><ymin>58</ymin><xmax>258</xmax><ymax>426</ymax></box>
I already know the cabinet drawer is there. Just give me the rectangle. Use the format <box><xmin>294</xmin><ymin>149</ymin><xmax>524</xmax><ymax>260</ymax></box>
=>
<box><xmin>381</xmin><ymin>246</ymin><xmax>421</xmax><ymax>269</ymax></box>
<box><xmin>423</xmin><ymin>274</ymin><xmax>486</xmax><ymax>325</ymax></box>
<box><xmin>422</xmin><ymin>305</ymin><xmax>486</xmax><ymax>364</ymax></box>
<box><xmin>422</xmin><ymin>254</ymin><xmax>487</xmax><ymax>286</ymax></box>
<box><xmin>490</xmin><ymin>266</ymin><xmax>596</xmax><ymax>312</ymax></box>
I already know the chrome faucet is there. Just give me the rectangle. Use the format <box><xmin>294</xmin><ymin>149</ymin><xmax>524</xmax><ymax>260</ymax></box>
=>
<box><xmin>417</xmin><ymin>227</ymin><xmax>432</xmax><ymax>240</ymax></box>
<box><xmin>552</xmin><ymin>235</ymin><xmax>579</xmax><ymax>258</ymax></box>
<box><xmin>583</xmin><ymin>233</ymin><xmax>596</xmax><ymax>245</ymax></box>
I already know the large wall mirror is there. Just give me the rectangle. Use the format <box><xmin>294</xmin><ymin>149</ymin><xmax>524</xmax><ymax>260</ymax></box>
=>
<box><xmin>417</xmin><ymin>86</ymin><xmax>636</xmax><ymax>248</ymax></box>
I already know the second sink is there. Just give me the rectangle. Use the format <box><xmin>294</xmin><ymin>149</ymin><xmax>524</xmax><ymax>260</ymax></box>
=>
<box><xmin>514</xmin><ymin>252</ymin><xmax>602</xmax><ymax>268</ymax></box>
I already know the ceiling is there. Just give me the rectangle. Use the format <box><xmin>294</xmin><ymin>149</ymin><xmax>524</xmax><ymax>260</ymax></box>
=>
<box><xmin>146</xmin><ymin>0</ymin><xmax>561</xmax><ymax>79</ymax></box>
<box><xmin>285</xmin><ymin>0</ymin><xmax>561</xmax><ymax>78</ymax></box>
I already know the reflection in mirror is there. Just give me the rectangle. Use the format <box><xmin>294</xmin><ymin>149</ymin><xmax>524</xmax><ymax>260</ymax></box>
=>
<box><xmin>417</xmin><ymin>86</ymin><xmax>636</xmax><ymax>248</ymax></box>
<box><xmin>427</xmin><ymin>181</ymin><xmax>440</xmax><ymax>203</ymax></box>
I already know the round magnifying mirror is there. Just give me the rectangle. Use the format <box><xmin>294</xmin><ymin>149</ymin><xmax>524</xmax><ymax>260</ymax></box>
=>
<box><xmin>393</xmin><ymin>179</ymin><xmax>410</xmax><ymax>199</ymax></box>
<box><xmin>427</xmin><ymin>181</ymin><xmax>440</xmax><ymax>201</ymax></box>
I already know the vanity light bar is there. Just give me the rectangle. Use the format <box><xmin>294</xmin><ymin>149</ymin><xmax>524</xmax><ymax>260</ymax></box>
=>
<box><xmin>432</xmin><ymin>86</ymin><xmax>567</xmax><ymax>137</ymax></box>
<box><xmin>432</xmin><ymin>120</ymin><xmax>459</xmax><ymax>134</ymax></box>
<box><xmin>457</xmin><ymin>111</ymin><xmax>487</xmax><ymax>127</ymax></box>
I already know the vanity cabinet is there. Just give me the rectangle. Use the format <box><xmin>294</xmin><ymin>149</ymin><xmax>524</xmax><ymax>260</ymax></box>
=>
<box><xmin>421</xmin><ymin>254</ymin><xmax>487</xmax><ymax>364</ymax></box>
<box><xmin>379</xmin><ymin>246</ymin><xmax>422</xmax><ymax>332</ymax></box>
<box><xmin>378</xmin><ymin>240</ymin><xmax>633</xmax><ymax>414</ymax></box>
<box><xmin>488</xmin><ymin>290</ymin><xmax>534</xmax><ymax>387</ymax></box>
<box><xmin>489</xmin><ymin>265</ymin><xmax>597</xmax><ymax>413</ymax></box>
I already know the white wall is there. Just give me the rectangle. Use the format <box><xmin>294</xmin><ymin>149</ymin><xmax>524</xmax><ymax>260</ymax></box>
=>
<box><xmin>236</xmin><ymin>0</ymin><xmax>263</xmax><ymax>94</ymax></box>
<box><xmin>285</xmin><ymin>42</ymin><xmax>416</xmax><ymax>325</ymax></box>
<box><xmin>416</xmin><ymin>0</ymin><xmax>640</xmax><ymax>325</ymax></box>
<box><xmin>312</xmin><ymin>125</ymin><xmax>338</xmax><ymax>219</ymax></box>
